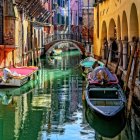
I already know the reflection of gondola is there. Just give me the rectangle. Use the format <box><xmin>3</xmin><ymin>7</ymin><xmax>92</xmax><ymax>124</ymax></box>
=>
<box><xmin>85</xmin><ymin>105</ymin><xmax>126</xmax><ymax>138</ymax></box>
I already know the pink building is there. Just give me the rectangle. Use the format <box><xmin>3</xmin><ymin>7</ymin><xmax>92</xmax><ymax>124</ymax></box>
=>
<box><xmin>70</xmin><ymin>0</ymin><xmax>83</xmax><ymax>25</ymax></box>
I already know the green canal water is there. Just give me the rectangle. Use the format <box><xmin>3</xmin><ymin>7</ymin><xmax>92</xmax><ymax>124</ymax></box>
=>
<box><xmin>0</xmin><ymin>50</ymin><xmax>139</xmax><ymax>140</ymax></box>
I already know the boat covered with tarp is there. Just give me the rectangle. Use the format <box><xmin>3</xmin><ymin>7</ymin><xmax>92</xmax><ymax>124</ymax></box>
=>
<box><xmin>0</xmin><ymin>66</ymin><xmax>38</xmax><ymax>87</ymax></box>
<box><xmin>87</xmin><ymin>66</ymin><xmax>118</xmax><ymax>86</ymax></box>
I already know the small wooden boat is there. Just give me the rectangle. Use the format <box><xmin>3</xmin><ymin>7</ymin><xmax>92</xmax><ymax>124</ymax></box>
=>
<box><xmin>53</xmin><ymin>48</ymin><xmax>62</xmax><ymax>55</ymax></box>
<box><xmin>80</xmin><ymin>57</ymin><xmax>104</xmax><ymax>69</ymax></box>
<box><xmin>85</xmin><ymin>67</ymin><xmax>126</xmax><ymax>118</ymax></box>
<box><xmin>85</xmin><ymin>84</ymin><xmax>126</xmax><ymax>118</ymax></box>
<box><xmin>0</xmin><ymin>66</ymin><xmax>38</xmax><ymax>87</ymax></box>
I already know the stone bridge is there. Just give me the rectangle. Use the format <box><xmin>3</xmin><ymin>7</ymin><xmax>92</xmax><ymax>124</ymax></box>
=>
<box><xmin>44</xmin><ymin>34</ymin><xmax>87</xmax><ymax>54</ymax></box>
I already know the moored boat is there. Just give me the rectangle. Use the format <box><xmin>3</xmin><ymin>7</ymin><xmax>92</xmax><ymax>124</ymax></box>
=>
<box><xmin>85</xmin><ymin>84</ymin><xmax>126</xmax><ymax>118</ymax></box>
<box><xmin>87</xmin><ymin>66</ymin><xmax>118</xmax><ymax>86</ymax></box>
<box><xmin>0</xmin><ymin>66</ymin><xmax>38</xmax><ymax>87</ymax></box>
<box><xmin>85</xmin><ymin>67</ymin><xmax>126</xmax><ymax>118</ymax></box>
<box><xmin>80</xmin><ymin>57</ymin><xmax>104</xmax><ymax>69</ymax></box>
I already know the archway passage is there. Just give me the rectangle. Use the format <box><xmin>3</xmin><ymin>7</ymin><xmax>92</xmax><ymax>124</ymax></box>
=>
<box><xmin>130</xmin><ymin>3</ymin><xmax>139</xmax><ymax>40</ymax></box>
<box><xmin>44</xmin><ymin>39</ymin><xmax>86</xmax><ymax>54</ymax></box>
<box><xmin>122</xmin><ymin>11</ymin><xmax>128</xmax><ymax>39</ymax></box>
<box><xmin>108</xmin><ymin>18</ymin><xmax>116</xmax><ymax>39</ymax></box>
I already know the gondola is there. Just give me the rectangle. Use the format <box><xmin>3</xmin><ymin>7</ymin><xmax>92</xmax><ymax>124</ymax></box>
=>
<box><xmin>85</xmin><ymin>67</ymin><xmax>126</xmax><ymax>119</ymax></box>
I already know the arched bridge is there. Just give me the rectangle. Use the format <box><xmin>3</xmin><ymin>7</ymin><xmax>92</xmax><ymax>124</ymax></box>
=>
<box><xmin>44</xmin><ymin>34</ymin><xmax>87</xmax><ymax>54</ymax></box>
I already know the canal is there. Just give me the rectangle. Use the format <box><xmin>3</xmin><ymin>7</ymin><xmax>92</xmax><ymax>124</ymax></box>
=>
<box><xmin>0</xmin><ymin>48</ymin><xmax>139</xmax><ymax>140</ymax></box>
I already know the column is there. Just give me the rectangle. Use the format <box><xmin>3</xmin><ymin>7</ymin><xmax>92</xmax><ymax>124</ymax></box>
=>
<box><xmin>108</xmin><ymin>40</ymin><xmax>113</xmax><ymax>63</ymax></box>
<box><xmin>129</xmin><ymin>41</ymin><xmax>136</xmax><ymax>76</ymax></box>
<box><xmin>117</xmin><ymin>40</ymin><xmax>122</xmax><ymax>66</ymax></box>
<box><xmin>101</xmin><ymin>41</ymin><xmax>105</xmax><ymax>59</ymax></box>
<box><xmin>122</xmin><ymin>40</ymin><xmax>128</xmax><ymax>70</ymax></box>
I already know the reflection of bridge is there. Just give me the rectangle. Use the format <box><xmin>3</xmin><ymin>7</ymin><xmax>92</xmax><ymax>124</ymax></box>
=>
<box><xmin>44</xmin><ymin>34</ymin><xmax>90</xmax><ymax>54</ymax></box>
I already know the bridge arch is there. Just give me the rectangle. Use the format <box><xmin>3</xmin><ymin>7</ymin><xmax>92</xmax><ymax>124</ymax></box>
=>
<box><xmin>44</xmin><ymin>39</ymin><xmax>86</xmax><ymax>54</ymax></box>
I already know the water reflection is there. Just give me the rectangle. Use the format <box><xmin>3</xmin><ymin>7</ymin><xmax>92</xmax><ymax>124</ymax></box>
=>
<box><xmin>0</xmin><ymin>50</ymin><xmax>95</xmax><ymax>140</ymax></box>
<box><xmin>0</xmin><ymin>50</ymin><xmax>139</xmax><ymax>140</ymax></box>
<box><xmin>39</xmin><ymin>51</ymin><xmax>95</xmax><ymax>140</ymax></box>
<box><xmin>85</xmin><ymin>106</ymin><xmax>126</xmax><ymax>138</ymax></box>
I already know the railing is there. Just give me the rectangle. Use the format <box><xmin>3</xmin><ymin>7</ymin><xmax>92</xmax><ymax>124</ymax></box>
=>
<box><xmin>44</xmin><ymin>33</ymin><xmax>92</xmax><ymax>47</ymax></box>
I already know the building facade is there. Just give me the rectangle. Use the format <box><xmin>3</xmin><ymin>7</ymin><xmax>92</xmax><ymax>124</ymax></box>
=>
<box><xmin>82</xmin><ymin>0</ymin><xmax>95</xmax><ymax>52</ymax></box>
<box><xmin>93</xmin><ymin>0</ymin><xmax>140</xmax><ymax>59</ymax></box>
<box><xmin>0</xmin><ymin>0</ymin><xmax>53</xmax><ymax>68</ymax></box>
<box><xmin>93</xmin><ymin>0</ymin><xmax>140</xmax><ymax>99</ymax></box>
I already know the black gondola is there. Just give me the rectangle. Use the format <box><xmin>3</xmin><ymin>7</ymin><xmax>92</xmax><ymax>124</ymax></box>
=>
<box><xmin>85</xmin><ymin>66</ymin><xmax>126</xmax><ymax>118</ymax></box>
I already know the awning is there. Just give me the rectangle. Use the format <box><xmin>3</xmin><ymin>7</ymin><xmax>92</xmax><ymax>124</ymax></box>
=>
<box><xmin>15</xmin><ymin>0</ymin><xmax>53</xmax><ymax>26</ymax></box>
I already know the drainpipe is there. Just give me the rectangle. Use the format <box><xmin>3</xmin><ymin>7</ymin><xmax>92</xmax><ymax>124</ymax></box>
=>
<box><xmin>68</xmin><ymin>0</ymin><xmax>71</xmax><ymax>33</ymax></box>
<box><xmin>21</xmin><ymin>9</ymin><xmax>24</xmax><ymax>66</ymax></box>
<box><xmin>88</xmin><ymin>0</ymin><xmax>89</xmax><ymax>45</ymax></box>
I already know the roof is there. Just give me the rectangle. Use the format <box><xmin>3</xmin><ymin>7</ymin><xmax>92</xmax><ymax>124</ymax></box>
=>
<box><xmin>15</xmin><ymin>0</ymin><xmax>52</xmax><ymax>25</ymax></box>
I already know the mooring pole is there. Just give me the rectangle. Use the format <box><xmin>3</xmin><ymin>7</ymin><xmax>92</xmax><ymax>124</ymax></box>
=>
<box><xmin>123</xmin><ymin>41</ymin><xmax>137</xmax><ymax>92</ymax></box>
<box><xmin>127</xmin><ymin>41</ymin><xmax>139</xmax><ymax>118</ymax></box>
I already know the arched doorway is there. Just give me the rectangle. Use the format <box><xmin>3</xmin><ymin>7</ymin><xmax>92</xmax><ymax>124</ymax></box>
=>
<box><xmin>122</xmin><ymin>11</ymin><xmax>128</xmax><ymax>39</ymax></box>
<box><xmin>129</xmin><ymin>3</ymin><xmax>139</xmax><ymax>77</ymax></box>
<box><xmin>122</xmin><ymin>11</ymin><xmax>128</xmax><ymax>69</ymax></box>
<box><xmin>108</xmin><ymin>18</ymin><xmax>118</xmax><ymax>63</ymax></box>
<box><xmin>130</xmin><ymin>3</ymin><xmax>139</xmax><ymax>40</ymax></box>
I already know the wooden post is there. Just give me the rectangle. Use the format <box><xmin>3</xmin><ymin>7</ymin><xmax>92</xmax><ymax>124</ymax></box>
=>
<box><xmin>12</xmin><ymin>50</ymin><xmax>15</xmax><ymax>67</ymax></box>
<box><xmin>115</xmin><ymin>40</ymin><xmax>123</xmax><ymax>74</ymax></box>
<box><xmin>123</xmin><ymin>42</ymin><xmax>137</xmax><ymax>92</ymax></box>
<box><xmin>127</xmin><ymin>42</ymin><xmax>139</xmax><ymax>118</ymax></box>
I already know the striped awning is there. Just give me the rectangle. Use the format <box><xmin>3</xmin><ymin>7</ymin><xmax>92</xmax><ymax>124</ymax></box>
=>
<box><xmin>15</xmin><ymin>0</ymin><xmax>53</xmax><ymax>24</ymax></box>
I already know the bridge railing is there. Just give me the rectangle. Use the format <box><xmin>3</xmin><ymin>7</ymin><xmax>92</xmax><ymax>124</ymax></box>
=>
<box><xmin>44</xmin><ymin>33</ymin><xmax>92</xmax><ymax>47</ymax></box>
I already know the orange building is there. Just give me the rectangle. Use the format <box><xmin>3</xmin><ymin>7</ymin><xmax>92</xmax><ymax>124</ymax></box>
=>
<box><xmin>0</xmin><ymin>0</ymin><xmax>53</xmax><ymax>69</ymax></box>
